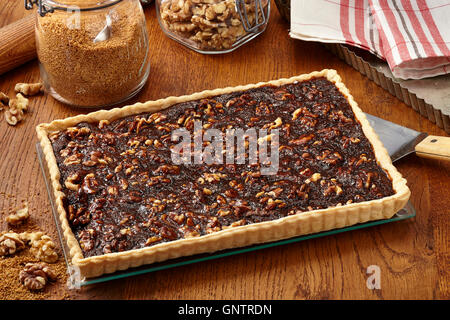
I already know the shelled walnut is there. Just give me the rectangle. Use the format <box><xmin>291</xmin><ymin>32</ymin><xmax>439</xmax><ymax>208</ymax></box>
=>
<box><xmin>0</xmin><ymin>92</ymin><xmax>9</xmax><ymax>110</ymax></box>
<box><xmin>20</xmin><ymin>231</ymin><xmax>44</xmax><ymax>243</ymax></box>
<box><xmin>0</xmin><ymin>232</ymin><xmax>26</xmax><ymax>256</ymax></box>
<box><xmin>5</xmin><ymin>93</ymin><xmax>29</xmax><ymax>126</ymax></box>
<box><xmin>19</xmin><ymin>262</ymin><xmax>57</xmax><ymax>291</ymax></box>
<box><xmin>21</xmin><ymin>231</ymin><xmax>59</xmax><ymax>263</ymax></box>
<box><xmin>5</xmin><ymin>202</ymin><xmax>29</xmax><ymax>226</ymax></box>
<box><xmin>14</xmin><ymin>82</ymin><xmax>44</xmax><ymax>96</ymax></box>
<box><xmin>159</xmin><ymin>0</ymin><xmax>268</xmax><ymax>50</ymax></box>
<box><xmin>30</xmin><ymin>235</ymin><xmax>59</xmax><ymax>263</ymax></box>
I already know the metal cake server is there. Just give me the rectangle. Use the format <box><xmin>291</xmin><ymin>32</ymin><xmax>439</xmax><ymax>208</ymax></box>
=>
<box><xmin>365</xmin><ymin>113</ymin><xmax>450</xmax><ymax>162</ymax></box>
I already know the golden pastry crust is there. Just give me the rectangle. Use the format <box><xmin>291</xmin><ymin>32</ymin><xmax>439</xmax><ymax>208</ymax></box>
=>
<box><xmin>36</xmin><ymin>69</ymin><xmax>410</xmax><ymax>278</ymax></box>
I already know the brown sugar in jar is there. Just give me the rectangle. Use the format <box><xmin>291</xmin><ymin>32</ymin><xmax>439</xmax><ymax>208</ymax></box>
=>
<box><xmin>34</xmin><ymin>0</ymin><xmax>150</xmax><ymax>107</ymax></box>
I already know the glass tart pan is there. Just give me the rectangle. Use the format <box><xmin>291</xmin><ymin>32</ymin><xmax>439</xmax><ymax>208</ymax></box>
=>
<box><xmin>36</xmin><ymin>143</ymin><xmax>416</xmax><ymax>289</ymax></box>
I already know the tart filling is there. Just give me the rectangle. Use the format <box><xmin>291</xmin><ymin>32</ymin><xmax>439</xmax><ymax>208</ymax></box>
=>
<box><xmin>36</xmin><ymin>70</ymin><xmax>410</xmax><ymax>278</ymax></box>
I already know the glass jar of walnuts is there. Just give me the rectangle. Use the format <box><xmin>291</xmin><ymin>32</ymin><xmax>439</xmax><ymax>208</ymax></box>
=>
<box><xmin>156</xmin><ymin>0</ymin><xmax>270</xmax><ymax>54</ymax></box>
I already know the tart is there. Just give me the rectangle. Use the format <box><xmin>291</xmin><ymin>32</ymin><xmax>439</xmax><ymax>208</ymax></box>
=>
<box><xmin>36</xmin><ymin>69</ymin><xmax>410</xmax><ymax>278</ymax></box>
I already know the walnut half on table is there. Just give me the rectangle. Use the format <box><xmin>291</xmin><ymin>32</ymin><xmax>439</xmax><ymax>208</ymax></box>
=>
<box><xmin>21</xmin><ymin>232</ymin><xmax>59</xmax><ymax>263</ymax></box>
<box><xmin>5</xmin><ymin>93</ymin><xmax>29</xmax><ymax>126</ymax></box>
<box><xmin>5</xmin><ymin>202</ymin><xmax>30</xmax><ymax>226</ymax></box>
<box><xmin>0</xmin><ymin>92</ymin><xmax>9</xmax><ymax>110</ymax></box>
<box><xmin>1</xmin><ymin>82</ymin><xmax>43</xmax><ymax>126</ymax></box>
<box><xmin>19</xmin><ymin>262</ymin><xmax>57</xmax><ymax>291</ymax></box>
<box><xmin>14</xmin><ymin>83</ymin><xmax>44</xmax><ymax>96</ymax></box>
<box><xmin>0</xmin><ymin>232</ymin><xmax>26</xmax><ymax>256</ymax></box>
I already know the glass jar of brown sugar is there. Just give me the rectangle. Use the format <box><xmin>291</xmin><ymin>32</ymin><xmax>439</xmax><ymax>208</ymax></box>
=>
<box><xmin>26</xmin><ymin>0</ymin><xmax>150</xmax><ymax>108</ymax></box>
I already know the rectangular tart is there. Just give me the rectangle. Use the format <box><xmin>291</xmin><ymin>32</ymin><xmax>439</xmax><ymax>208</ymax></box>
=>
<box><xmin>36</xmin><ymin>69</ymin><xmax>410</xmax><ymax>278</ymax></box>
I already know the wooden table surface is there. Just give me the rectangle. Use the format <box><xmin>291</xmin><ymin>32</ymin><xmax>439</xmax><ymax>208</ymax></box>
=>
<box><xmin>0</xmin><ymin>1</ymin><xmax>448</xmax><ymax>300</ymax></box>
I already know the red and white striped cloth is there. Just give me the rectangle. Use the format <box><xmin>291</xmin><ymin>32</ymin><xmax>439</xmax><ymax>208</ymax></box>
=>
<box><xmin>290</xmin><ymin>0</ymin><xmax>450</xmax><ymax>79</ymax></box>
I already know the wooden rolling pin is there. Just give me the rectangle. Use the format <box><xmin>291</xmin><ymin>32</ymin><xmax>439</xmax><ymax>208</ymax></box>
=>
<box><xmin>0</xmin><ymin>14</ymin><xmax>37</xmax><ymax>76</ymax></box>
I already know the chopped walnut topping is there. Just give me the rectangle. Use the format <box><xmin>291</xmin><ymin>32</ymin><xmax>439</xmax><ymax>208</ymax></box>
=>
<box><xmin>66</xmin><ymin>126</ymin><xmax>91</xmax><ymax>139</ymax></box>
<box><xmin>125</xmin><ymin>166</ymin><xmax>134</xmax><ymax>175</ymax></box>
<box><xmin>292</xmin><ymin>108</ymin><xmax>302</xmax><ymax>120</ymax></box>
<box><xmin>267</xmin><ymin>187</ymin><xmax>283</xmax><ymax>198</ymax></box>
<box><xmin>145</xmin><ymin>236</ymin><xmax>162</xmax><ymax>246</ymax></box>
<box><xmin>107</xmin><ymin>185</ymin><xmax>119</xmax><ymax>195</ymax></box>
<box><xmin>171</xmin><ymin>213</ymin><xmax>185</xmax><ymax>225</ymax></box>
<box><xmin>203</xmin><ymin>172</ymin><xmax>227</xmax><ymax>183</ymax></box>
<box><xmin>19</xmin><ymin>262</ymin><xmax>57</xmax><ymax>291</ymax></box>
<box><xmin>257</xmin><ymin>133</ymin><xmax>274</xmax><ymax>145</ymax></box>
<box><xmin>63</xmin><ymin>153</ymin><xmax>82</xmax><ymax>166</ymax></box>
<box><xmin>289</xmin><ymin>133</ymin><xmax>314</xmax><ymax>145</ymax></box>
<box><xmin>264</xmin><ymin>117</ymin><xmax>282</xmax><ymax>131</ymax></box>
<box><xmin>305</xmin><ymin>173</ymin><xmax>322</xmax><ymax>184</ymax></box>
<box><xmin>120</xmin><ymin>228</ymin><xmax>132</xmax><ymax>236</ymax></box>
<box><xmin>184</xmin><ymin>230</ymin><xmax>200</xmax><ymax>238</ymax></box>
<box><xmin>98</xmin><ymin>119</ymin><xmax>110</xmax><ymax>129</ymax></box>
<box><xmin>64</xmin><ymin>173</ymin><xmax>80</xmax><ymax>191</ymax></box>
<box><xmin>323</xmin><ymin>184</ymin><xmax>344</xmax><ymax>196</ymax></box>
<box><xmin>120</xmin><ymin>178</ymin><xmax>129</xmax><ymax>190</ymax></box>
<box><xmin>229</xmin><ymin>219</ymin><xmax>246</xmax><ymax>228</ymax></box>
<box><xmin>203</xmin><ymin>188</ymin><xmax>212</xmax><ymax>195</ymax></box>
<box><xmin>218</xmin><ymin>209</ymin><xmax>231</xmax><ymax>217</ymax></box>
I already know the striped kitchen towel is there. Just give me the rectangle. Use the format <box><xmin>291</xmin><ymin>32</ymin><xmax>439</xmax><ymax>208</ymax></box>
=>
<box><xmin>289</xmin><ymin>0</ymin><xmax>450</xmax><ymax>80</ymax></box>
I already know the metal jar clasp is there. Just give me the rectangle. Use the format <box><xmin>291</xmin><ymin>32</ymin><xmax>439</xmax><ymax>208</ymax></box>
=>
<box><xmin>235</xmin><ymin>0</ymin><xmax>268</xmax><ymax>33</ymax></box>
<box><xmin>24</xmin><ymin>0</ymin><xmax>55</xmax><ymax>17</ymax></box>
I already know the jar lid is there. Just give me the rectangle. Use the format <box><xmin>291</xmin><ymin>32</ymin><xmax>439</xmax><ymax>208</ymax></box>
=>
<box><xmin>25</xmin><ymin>0</ymin><xmax>124</xmax><ymax>16</ymax></box>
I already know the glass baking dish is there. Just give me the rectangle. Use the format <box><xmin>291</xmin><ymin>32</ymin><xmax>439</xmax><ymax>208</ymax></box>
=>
<box><xmin>36</xmin><ymin>143</ymin><xmax>416</xmax><ymax>288</ymax></box>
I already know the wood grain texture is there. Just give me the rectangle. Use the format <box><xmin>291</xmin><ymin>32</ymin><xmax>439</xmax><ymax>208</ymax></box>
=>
<box><xmin>0</xmin><ymin>1</ymin><xmax>448</xmax><ymax>300</ymax></box>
